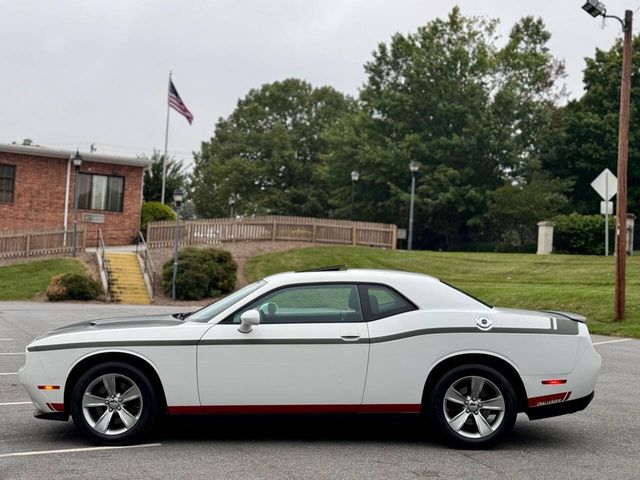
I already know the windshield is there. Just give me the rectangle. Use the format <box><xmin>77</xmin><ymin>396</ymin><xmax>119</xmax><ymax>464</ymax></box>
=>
<box><xmin>187</xmin><ymin>280</ymin><xmax>267</xmax><ymax>322</ymax></box>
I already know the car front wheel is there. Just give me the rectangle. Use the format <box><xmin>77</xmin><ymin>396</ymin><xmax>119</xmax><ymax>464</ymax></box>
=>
<box><xmin>429</xmin><ymin>364</ymin><xmax>517</xmax><ymax>448</ymax></box>
<box><xmin>71</xmin><ymin>362</ymin><xmax>159</xmax><ymax>445</ymax></box>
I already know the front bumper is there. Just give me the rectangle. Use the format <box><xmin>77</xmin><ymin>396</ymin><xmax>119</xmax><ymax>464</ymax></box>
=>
<box><xmin>526</xmin><ymin>391</ymin><xmax>594</xmax><ymax>420</ymax></box>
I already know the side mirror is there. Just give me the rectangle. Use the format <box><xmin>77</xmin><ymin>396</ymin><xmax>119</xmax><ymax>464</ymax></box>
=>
<box><xmin>238</xmin><ymin>309</ymin><xmax>261</xmax><ymax>333</ymax></box>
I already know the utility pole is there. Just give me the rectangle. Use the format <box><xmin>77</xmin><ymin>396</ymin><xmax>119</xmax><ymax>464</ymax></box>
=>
<box><xmin>614</xmin><ymin>10</ymin><xmax>632</xmax><ymax>321</ymax></box>
<box><xmin>582</xmin><ymin>2</ymin><xmax>633</xmax><ymax>320</ymax></box>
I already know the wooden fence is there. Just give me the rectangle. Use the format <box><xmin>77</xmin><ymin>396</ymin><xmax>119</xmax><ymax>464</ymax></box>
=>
<box><xmin>0</xmin><ymin>229</ymin><xmax>86</xmax><ymax>259</ymax></box>
<box><xmin>147</xmin><ymin>216</ymin><xmax>397</xmax><ymax>250</ymax></box>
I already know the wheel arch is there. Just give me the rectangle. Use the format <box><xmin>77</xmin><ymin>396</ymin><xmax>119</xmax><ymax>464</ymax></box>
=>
<box><xmin>64</xmin><ymin>351</ymin><xmax>168</xmax><ymax>414</ymax></box>
<box><xmin>422</xmin><ymin>352</ymin><xmax>528</xmax><ymax>412</ymax></box>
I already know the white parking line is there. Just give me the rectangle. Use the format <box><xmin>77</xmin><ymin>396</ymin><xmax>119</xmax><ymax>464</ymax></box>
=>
<box><xmin>0</xmin><ymin>352</ymin><xmax>24</xmax><ymax>355</ymax></box>
<box><xmin>0</xmin><ymin>372</ymin><xmax>18</xmax><ymax>376</ymax></box>
<box><xmin>0</xmin><ymin>443</ymin><xmax>162</xmax><ymax>459</ymax></box>
<box><xmin>0</xmin><ymin>338</ymin><xmax>14</xmax><ymax>341</ymax></box>
<box><xmin>0</xmin><ymin>401</ymin><xmax>31</xmax><ymax>406</ymax></box>
<box><xmin>592</xmin><ymin>339</ymin><xmax>632</xmax><ymax>346</ymax></box>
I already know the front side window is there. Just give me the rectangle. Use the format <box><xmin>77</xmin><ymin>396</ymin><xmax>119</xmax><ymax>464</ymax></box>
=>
<box><xmin>232</xmin><ymin>284</ymin><xmax>363</xmax><ymax>324</ymax></box>
<box><xmin>77</xmin><ymin>173</ymin><xmax>124</xmax><ymax>212</ymax></box>
<box><xmin>0</xmin><ymin>164</ymin><xmax>16</xmax><ymax>203</ymax></box>
<box><xmin>360</xmin><ymin>284</ymin><xmax>415</xmax><ymax>320</ymax></box>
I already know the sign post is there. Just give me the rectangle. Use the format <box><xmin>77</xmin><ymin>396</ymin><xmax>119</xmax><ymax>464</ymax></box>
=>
<box><xmin>591</xmin><ymin>168</ymin><xmax>617</xmax><ymax>256</ymax></box>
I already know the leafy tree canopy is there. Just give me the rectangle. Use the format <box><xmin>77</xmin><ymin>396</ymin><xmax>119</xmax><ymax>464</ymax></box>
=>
<box><xmin>326</xmin><ymin>7</ymin><xmax>565</xmax><ymax>248</ymax></box>
<box><xmin>542</xmin><ymin>35</ymin><xmax>640</xmax><ymax>215</ymax></box>
<box><xmin>142</xmin><ymin>151</ymin><xmax>187</xmax><ymax>203</ymax></box>
<box><xmin>191</xmin><ymin>79</ymin><xmax>354</xmax><ymax>217</ymax></box>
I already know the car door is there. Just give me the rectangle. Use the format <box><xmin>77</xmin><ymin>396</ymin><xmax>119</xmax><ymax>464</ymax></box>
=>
<box><xmin>197</xmin><ymin>283</ymin><xmax>370</xmax><ymax>412</ymax></box>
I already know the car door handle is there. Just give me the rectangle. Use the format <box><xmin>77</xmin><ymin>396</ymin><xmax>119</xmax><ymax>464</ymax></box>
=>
<box><xmin>340</xmin><ymin>334</ymin><xmax>361</xmax><ymax>342</ymax></box>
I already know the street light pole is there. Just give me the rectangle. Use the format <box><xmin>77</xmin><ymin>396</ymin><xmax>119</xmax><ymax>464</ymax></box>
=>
<box><xmin>408</xmin><ymin>161</ymin><xmax>419</xmax><ymax>251</ymax></box>
<box><xmin>71</xmin><ymin>150</ymin><xmax>83</xmax><ymax>257</ymax></box>
<box><xmin>171</xmin><ymin>187</ymin><xmax>184</xmax><ymax>301</ymax></box>
<box><xmin>228</xmin><ymin>194</ymin><xmax>236</xmax><ymax>219</ymax></box>
<box><xmin>350</xmin><ymin>171</ymin><xmax>360</xmax><ymax>220</ymax></box>
<box><xmin>582</xmin><ymin>1</ymin><xmax>632</xmax><ymax>320</ymax></box>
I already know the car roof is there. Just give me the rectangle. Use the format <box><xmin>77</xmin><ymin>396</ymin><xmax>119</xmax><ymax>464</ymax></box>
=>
<box><xmin>263</xmin><ymin>268</ymin><xmax>439</xmax><ymax>286</ymax></box>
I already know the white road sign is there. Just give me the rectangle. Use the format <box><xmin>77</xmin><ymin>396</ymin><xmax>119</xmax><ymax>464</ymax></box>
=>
<box><xmin>600</xmin><ymin>201</ymin><xmax>614</xmax><ymax>215</ymax></box>
<box><xmin>591</xmin><ymin>168</ymin><xmax>617</xmax><ymax>201</ymax></box>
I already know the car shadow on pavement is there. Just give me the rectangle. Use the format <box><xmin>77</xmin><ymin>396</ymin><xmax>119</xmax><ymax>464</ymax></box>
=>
<box><xmin>152</xmin><ymin>414</ymin><xmax>586</xmax><ymax>450</ymax></box>
<box><xmin>157</xmin><ymin>414</ymin><xmax>433</xmax><ymax>444</ymax></box>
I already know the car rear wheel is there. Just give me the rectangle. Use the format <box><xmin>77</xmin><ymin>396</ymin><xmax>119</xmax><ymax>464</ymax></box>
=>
<box><xmin>429</xmin><ymin>364</ymin><xmax>517</xmax><ymax>448</ymax></box>
<box><xmin>71</xmin><ymin>362</ymin><xmax>159</xmax><ymax>445</ymax></box>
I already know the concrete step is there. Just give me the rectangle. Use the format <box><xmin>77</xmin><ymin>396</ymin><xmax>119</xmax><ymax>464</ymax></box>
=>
<box><xmin>105</xmin><ymin>251</ymin><xmax>150</xmax><ymax>304</ymax></box>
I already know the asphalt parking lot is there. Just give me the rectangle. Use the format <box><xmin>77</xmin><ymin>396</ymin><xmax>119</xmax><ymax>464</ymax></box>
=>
<box><xmin>1</xmin><ymin>301</ymin><xmax>639</xmax><ymax>480</ymax></box>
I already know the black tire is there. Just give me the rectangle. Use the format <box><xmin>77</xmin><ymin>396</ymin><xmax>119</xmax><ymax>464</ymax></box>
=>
<box><xmin>70</xmin><ymin>362</ymin><xmax>159</xmax><ymax>445</ymax></box>
<box><xmin>428</xmin><ymin>364</ymin><xmax>517</xmax><ymax>448</ymax></box>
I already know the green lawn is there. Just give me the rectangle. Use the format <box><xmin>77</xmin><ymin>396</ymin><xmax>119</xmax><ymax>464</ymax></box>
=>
<box><xmin>0</xmin><ymin>259</ymin><xmax>86</xmax><ymax>300</ymax></box>
<box><xmin>246</xmin><ymin>246</ymin><xmax>640</xmax><ymax>338</ymax></box>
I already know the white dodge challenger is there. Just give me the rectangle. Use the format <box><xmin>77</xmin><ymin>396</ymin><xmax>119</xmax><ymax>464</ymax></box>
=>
<box><xmin>20</xmin><ymin>268</ymin><xmax>601</xmax><ymax>447</ymax></box>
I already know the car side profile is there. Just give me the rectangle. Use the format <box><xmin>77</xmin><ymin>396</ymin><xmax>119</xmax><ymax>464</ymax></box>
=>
<box><xmin>19</xmin><ymin>268</ymin><xmax>601</xmax><ymax>447</ymax></box>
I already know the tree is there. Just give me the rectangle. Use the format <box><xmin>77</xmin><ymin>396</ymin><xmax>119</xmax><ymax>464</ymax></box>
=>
<box><xmin>142</xmin><ymin>151</ymin><xmax>187</xmax><ymax>202</ymax></box>
<box><xmin>191</xmin><ymin>79</ymin><xmax>354</xmax><ymax>218</ymax></box>
<box><xmin>326</xmin><ymin>8</ymin><xmax>565</xmax><ymax>248</ymax></box>
<box><xmin>487</xmin><ymin>175</ymin><xmax>572</xmax><ymax>244</ymax></box>
<box><xmin>541</xmin><ymin>35</ymin><xmax>640</xmax><ymax>216</ymax></box>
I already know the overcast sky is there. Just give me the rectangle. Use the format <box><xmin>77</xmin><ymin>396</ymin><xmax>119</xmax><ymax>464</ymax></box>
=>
<box><xmin>1</xmin><ymin>0</ymin><xmax>636</xmax><ymax>167</ymax></box>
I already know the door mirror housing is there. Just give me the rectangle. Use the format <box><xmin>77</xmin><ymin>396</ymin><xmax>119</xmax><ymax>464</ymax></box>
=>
<box><xmin>238</xmin><ymin>309</ymin><xmax>261</xmax><ymax>333</ymax></box>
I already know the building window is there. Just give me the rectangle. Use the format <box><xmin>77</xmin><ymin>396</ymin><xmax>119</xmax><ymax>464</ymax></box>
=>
<box><xmin>0</xmin><ymin>164</ymin><xmax>16</xmax><ymax>203</ymax></box>
<box><xmin>77</xmin><ymin>173</ymin><xmax>124</xmax><ymax>212</ymax></box>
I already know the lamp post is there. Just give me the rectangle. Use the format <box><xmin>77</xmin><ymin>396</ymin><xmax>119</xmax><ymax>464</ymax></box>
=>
<box><xmin>171</xmin><ymin>187</ymin><xmax>185</xmax><ymax>301</ymax></box>
<box><xmin>582</xmin><ymin>1</ymin><xmax>632</xmax><ymax>321</ymax></box>
<box><xmin>228</xmin><ymin>194</ymin><xmax>236</xmax><ymax>219</ymax></box>
<box><xmin>407</xmin><ymin>161</ymin><xmax>420</xmax><ymax>251</ymax></box>
<box><xmin>71</xmin><ymin>150</ymin><xmax>83</xmax><ymax>257</ymax></box>
<box><xmin>350</xmin><ymin>170</ymin><xmax>360</xmax><ymax>220</ymax></box>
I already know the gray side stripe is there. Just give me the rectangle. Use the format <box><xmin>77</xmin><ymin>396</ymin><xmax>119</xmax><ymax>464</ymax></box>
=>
<box><xmin>27</xmin><ymin>324</ymin><xmax>578</xmax><ymax>352</ymax></box>
<box><xmin>27</xmin><ymin>340</ymin><xmax>198</xmax><ymax>352</ymax></box>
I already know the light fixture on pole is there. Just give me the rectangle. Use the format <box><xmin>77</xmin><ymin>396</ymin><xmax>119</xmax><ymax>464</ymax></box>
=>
<box><xmin>408</xmin><ymin>161</ymin><xmax>420</xmax><ymax>251</ymax></box>
<box><xmin>582</xmin><ymin>0</ymin><xmax>606</xmax><ymax>17</ymax></box>
<box><xmin>171</xmin><ymin>187</ymin><xmax>185</xmax><ymax>301</ymax></box>
<box><xmin>350</xmin><ymin>170</ymin><xmax>360</xmax><ymax>220</ymax></box>
<box><xmin>582</xmin><ymin>1</ymin><xmax>632</xmax><ymax>320</ymax></box>
<box><xmin>71</xmin><ymin>150</ymin><xmax>83</xmax><ymax>258</ymax></box>
<box><xmin>228</xmin><ymin>194</ymin><xmax>236</xmax><ymax>218</ymax></box>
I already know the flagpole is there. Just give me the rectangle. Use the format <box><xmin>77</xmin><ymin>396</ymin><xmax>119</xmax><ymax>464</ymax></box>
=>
<box><xmin>161</xmin><ymin>70</ymin><xmax>172</xmax><ymax>204</ymax></box>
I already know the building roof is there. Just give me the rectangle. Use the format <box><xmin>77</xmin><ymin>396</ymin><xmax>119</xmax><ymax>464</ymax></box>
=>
<box><xmin>0</xmin><ymin>143</ymin><xmax>152</xmax><ymax>168</ymax></box>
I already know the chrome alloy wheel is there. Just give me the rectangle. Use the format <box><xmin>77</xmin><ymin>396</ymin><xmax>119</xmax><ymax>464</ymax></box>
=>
<box><xmin>82</xmin><ymin>373</ymin><xmax>143</xmax><ymax>436</ymax></box>
<box><xmin>442</xmin><ymin>375</ymin><xmax>506</xmax><ymax>439</ymax></box>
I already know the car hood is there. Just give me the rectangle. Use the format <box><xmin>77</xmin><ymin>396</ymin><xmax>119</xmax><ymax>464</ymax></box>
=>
<box><xmin>35</xmin><ymin>314</ymin><xmax>184</xmax><ymax>341</ymax></box>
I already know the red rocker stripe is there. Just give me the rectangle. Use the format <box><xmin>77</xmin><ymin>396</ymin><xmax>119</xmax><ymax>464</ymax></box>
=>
<box><xmin>167</xmin><ymin>404</ymin><xmax>422</xmax><ymax>415</ymax></box>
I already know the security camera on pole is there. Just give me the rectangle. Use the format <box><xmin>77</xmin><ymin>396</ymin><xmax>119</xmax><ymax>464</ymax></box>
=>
<box><xmin>590</xmin><ymin>168</ymin><xmax>617</xmax><ymax>256</ymax></box>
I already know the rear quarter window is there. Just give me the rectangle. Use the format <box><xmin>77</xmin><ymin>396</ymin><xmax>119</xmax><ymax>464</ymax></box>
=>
<box><xmin>359</xmin><ymin>284</ymin><xmax>416</xmax><ymax>321</ymax></box>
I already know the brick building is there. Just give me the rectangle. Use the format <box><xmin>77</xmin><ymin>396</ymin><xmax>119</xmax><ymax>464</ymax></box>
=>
<box><xmin>0</xmin><ymin>144</ymin><xmax>151</xmax><ymax>246</ymax></box>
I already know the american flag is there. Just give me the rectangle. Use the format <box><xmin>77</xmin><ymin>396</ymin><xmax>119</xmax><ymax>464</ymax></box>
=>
<box><xmin>168</xmin><ymin>79</ymin><xmax>194</xmax><ymax>124</ymax></box>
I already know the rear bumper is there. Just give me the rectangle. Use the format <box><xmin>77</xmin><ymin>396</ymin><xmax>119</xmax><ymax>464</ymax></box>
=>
<box><xmin>34</xmin><ymin>410</ymin><xmax>69</xmax><ymax>421</ymax></box>
<box><xmin>526</xmin><ymin>391</ymin><xmax>594</xmax><ymax>420</ymax></box>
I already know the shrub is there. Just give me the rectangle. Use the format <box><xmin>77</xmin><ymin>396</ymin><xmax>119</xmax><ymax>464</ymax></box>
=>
<box><xmin>554</xmin><ymin>213</ymin><xmax>613</xmax><ymax>255</ymax></box>
<box><xmin>47</xmin><ymin>273</ymin><xmax>102</xmax><ymax>301</ymax></box>
<box><xmin>46</xmin><ymin>275</ymin><xmax>67</xmax><ymax>301</ymax></box>
<box><xmin>162</xmin><ymin>247</ymin><xmax>237</xmax><ymax>300</ymax></box>
<box><xmin>141</xmin><ymin>201</ymin><xmax>177</xmax><ymax>233</ymax></box>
